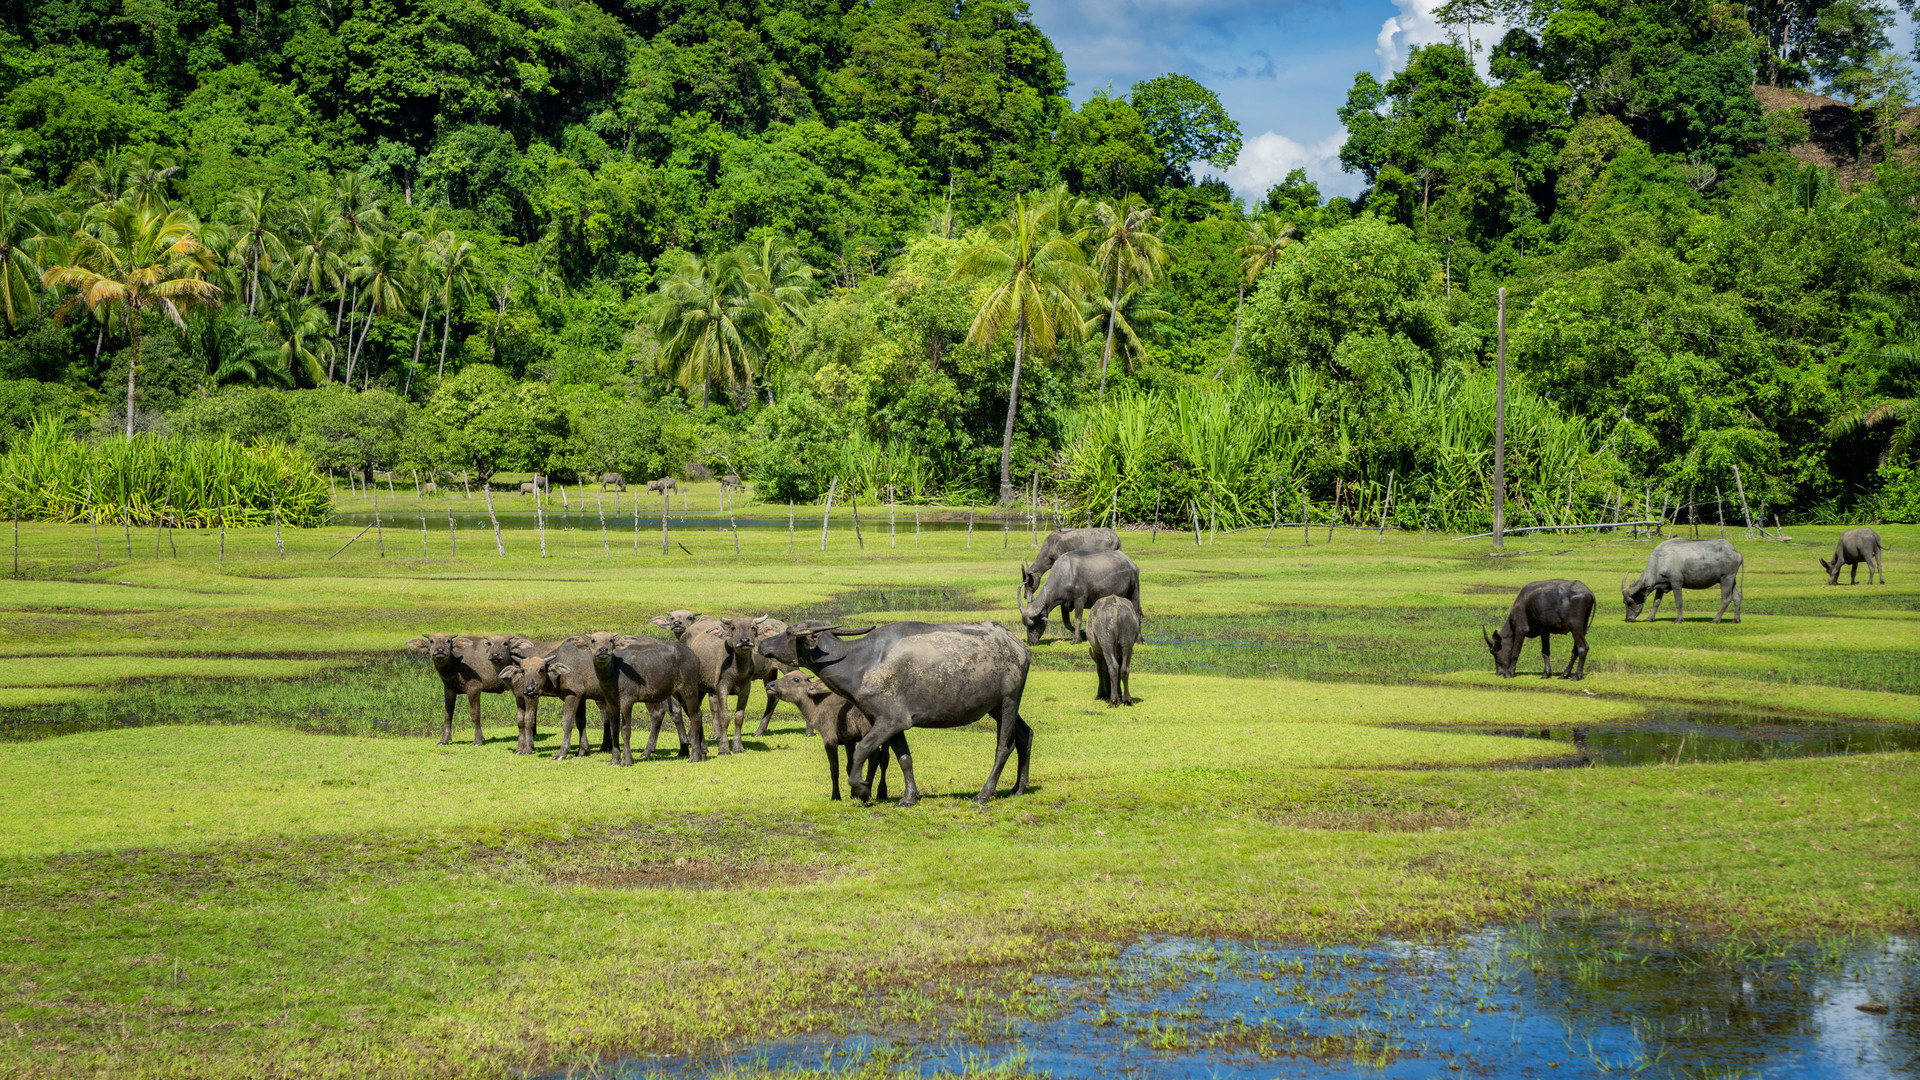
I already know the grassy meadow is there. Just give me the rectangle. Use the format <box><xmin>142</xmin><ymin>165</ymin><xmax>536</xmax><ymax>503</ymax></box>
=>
<box><xmin>0</xmin><ymin>489</ymin><xmax>1914</xmax><ymax>1078</ymax></box>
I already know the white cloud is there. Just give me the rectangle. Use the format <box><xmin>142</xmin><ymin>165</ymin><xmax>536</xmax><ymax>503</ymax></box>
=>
<box><xmin>1212</xmin><ymin>129</ymin><xmax>1356</xmax><ymax>203</ymax></box>
<box><xmin>1375</xmin><ymin>0</ymin><xmax>1447</xmax><ymax>76</ymax></box>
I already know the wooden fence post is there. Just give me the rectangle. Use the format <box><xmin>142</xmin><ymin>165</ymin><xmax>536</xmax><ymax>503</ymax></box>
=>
<box><xmin>1377</xmin><ymin>471</ymin><xmax>1396</xmax><ymax>541</ymax></box>
<box><xmin>820</xmin><ymin>476</ymin><xmax>838</xmax><ymax>551</ymax></box>
<box><xmin>483</xmin><ymin>481</ymin><xmax>505</xmax><ymax>557</ymax></box>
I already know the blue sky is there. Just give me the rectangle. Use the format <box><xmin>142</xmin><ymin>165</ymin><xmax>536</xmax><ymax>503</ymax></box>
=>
<box><xmin>1025</xmin><ymin>0</ymin><xmax>1920</xmax><ymax>208</ymax></box>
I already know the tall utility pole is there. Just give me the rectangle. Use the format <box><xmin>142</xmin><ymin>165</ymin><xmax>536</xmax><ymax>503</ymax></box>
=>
<box><xmin>1492</xmin><ymin>286</ymin><xmax>1507</xmax><ymax>551</ymax></box>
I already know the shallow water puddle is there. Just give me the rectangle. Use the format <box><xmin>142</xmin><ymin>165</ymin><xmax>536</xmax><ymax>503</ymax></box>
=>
<box><xmin>1416</xmin><ymin>707</ymin><xmax>1920</xmax><ymax>767</ymax></box>
<box><xmin>615</xmin><ymin>919</ymin><xmax>1915</xmax><ymax>1079</ymax></box>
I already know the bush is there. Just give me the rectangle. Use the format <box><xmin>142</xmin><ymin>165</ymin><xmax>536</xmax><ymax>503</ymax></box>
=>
<box><xmin>171</xmin><ymin>388</ymin><xmax>294</xmax><ymax>445</ymax></box>
<box><xmin>747</xmin><ymin>392</ymin><xmax>846</xmax><ymax>502</ymax></box>
<box><xmin>0</xmin><ymin>378</ymin><xmax>85</xmax><ymax>452</ymax></box>
<box><xmin>567</xmin><ymin>400</ymin><xmax>695</xmax><ymax>485</ymax></box>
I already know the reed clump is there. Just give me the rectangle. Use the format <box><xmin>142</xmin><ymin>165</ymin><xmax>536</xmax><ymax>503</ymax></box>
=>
<box><xmin>0</xmin><ymin>418</ymin><xmax>333</xmax><ymax>528</ymax></box>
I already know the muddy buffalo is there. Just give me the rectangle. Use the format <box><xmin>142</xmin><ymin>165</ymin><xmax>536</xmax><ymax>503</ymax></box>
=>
<box><xmin>1622</xmin><ymin>537</ymin><xmax>1744</xmax><ymax>624</ymax></box>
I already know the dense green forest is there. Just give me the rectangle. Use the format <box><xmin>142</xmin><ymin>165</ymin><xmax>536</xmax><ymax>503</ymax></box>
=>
<box><xmin>0</xmin><ymin>0</ymin><xmax>1916</xmax><ymax>525</ymax></box>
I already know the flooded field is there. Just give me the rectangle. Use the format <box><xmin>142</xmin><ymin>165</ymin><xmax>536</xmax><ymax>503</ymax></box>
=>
<box><xmin>1415</xmin><ymin>707</ymin><xmax>1920</xmax><ymax>767</ymax></box>
<box><xmin>621</xmin><ymin>918</ymin><xmax>1916</xmax><ymax>1080</ymax></box>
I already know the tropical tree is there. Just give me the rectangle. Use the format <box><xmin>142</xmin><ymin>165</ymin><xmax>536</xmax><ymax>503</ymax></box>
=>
<box><xmin>123</xmin><ymin>152</ymin><xmax>181</xmax><ymax>208</ymax></box>
<box><xmin>42</xmin><ymin>202</ymin><xmax>222</xmax><ymax>436</ymax></box>
<box><xmin>342</xmin><ymin>231</ymin><xmax>409</xmax><ymax>384</ymax></box>
<box><xmin>650</xmin><ymin>249</ymin><xmax>776</xmax><ymax>407</ymax></box>
<box><xmin>1083</xmin><ymin>287</ymin><xmax>1172</xmax><ymax>379</ymax></box>
<box><xmin>1224</xmin><ymin>213</ymin><xmax>1296</xmax><ymax>375</ymax></box>
<box><xmin>0</xmin><ymin>177</ymin><xmax>51</xmax><ymax>326</ymax></box>
<box><xmin>1828</xmin><ymin>335</ymin><xmax>1920</xmax><ymax>462</ymax></box>
<box><xmin>1086</xmin><ymin>197</ymin><xmax>1168</xmax><ymax>397</ymax></box>
<box><xmin>744</xmin><ymin>236</ymin><xmax>818</xmax><ymax>326</ymax></box>
<box><xmin>331</xmin><ymin>173</ymin><xmax>386</xmax><ymax>357</ymax></box>
<box><xmin>284</xmin><ymin>195</ymin><xmax>344</xmax><ymax>301</ymax></box>
<box><xmin>262</xmin><ymin>293</ymin><xmax>334</xmax><ymax>386</ymax></box>
<box><xmin>426</xmin><ymin>230</ymin><xmax>478</xmax><ymax>378</ymax></box>
<box><xmin>224</xmin><ymin>189</ymin><xmax>286</xmax><ymax>315</ymax></box>
<box><xmin>954</xmin><ymin>194</ymin><xmax>1093</xmax><ymax>502</ymax></box>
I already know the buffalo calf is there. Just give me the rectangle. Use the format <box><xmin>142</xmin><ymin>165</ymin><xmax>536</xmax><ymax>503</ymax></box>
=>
<box><xmin>766</xmin><ymin>671</ymin><xmax>896</xmax><ymax>800</ymax></box>
<box><xmin>1086</xmin><ymin>595</ymin><xmax>1139</xmax><ymax>705</ymax></box>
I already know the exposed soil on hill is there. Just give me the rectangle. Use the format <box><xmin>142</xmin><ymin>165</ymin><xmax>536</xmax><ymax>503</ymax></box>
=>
<box><xmin>1751</xmin><ymin>84</ymin><xmax>1920</xmax><ymax>187</ymax></box>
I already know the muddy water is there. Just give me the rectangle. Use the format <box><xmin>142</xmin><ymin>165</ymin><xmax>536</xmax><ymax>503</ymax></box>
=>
<box><xmin>618</xmin><ymin>918</ymin><xmax>1915</xmax><ymax>1079</ymax></box>
<box><xmin>1422</xmin><ymin>707</ymin><xmax>1920</xmax><ymax>767</ymax></box>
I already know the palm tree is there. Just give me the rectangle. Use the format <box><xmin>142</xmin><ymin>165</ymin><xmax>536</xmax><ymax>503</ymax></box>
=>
<box><xmin>224</xmin><ymin>189</ymin><xmax>286</xmax><ymax>315</ymax></box>
<box><xmin>1828</xmin><ymin>336</ymin><xmax>1920</xmax><ymax>462</ymax></box>
<box><xmin>74</xmin><ymin>152</ymin><xmax>132</xmax><ymax>211</ymax></box>
<box><xmin>954</xmin><ymin>194</ymin><xmax>1093</xmax><ymax>503</ymax></box>
<box><xmin>1086</xmin><ymin>197</ymin><xmax>1169</xmax><ymax>398</ymax></box>
<box><xmin>1083</xmin><ymin>287</ymin><xmax>1172</xmax><ymax>380</ymax></box>
<box><xmin>0</xmin><ymin>177</ymin><xmax>51</xmax><ymax>326</ymax></box>
<box><xmin>43</xmin><ymin>202</ymin><xmax>221</xmax><ymax>436</ymax></box>
<box><xmin>427</xmin><ymin>231</ymin><xmax>477</xmax><ymax>379</ymax></box>
<box><xmin>1222</xmin><ymin>214</ymin><xmax>1296</xmax><ymax>376</ymax></box>
<box><xmin>124</xmin><ymin>151</ymin><xmax>182</xmax><ymax>208</ymax></box>
<box><xmin>650</xmin><ymin>249</ymin><xmax>775</xmax><ymax>407</ymax></box>
<box><xmin>743</xmin><ymin>236</ymin><xmax>817</xmax><ymax>402</ymax></box>
<box><xmin>262</xmin><ymin>293</ymin><xmax>334</xmax><ymax>386</ymax></box>
<box><xmin>331</xmin><ymin>173</ymin><xmax>386</xmax><ymax>362</ymax></box>
<box><xmin>284</xmin><ymin>195</ymin><xmax>344</xmax><ymax>301</ymax></box>
<box><xmin>342</xmin><ymin>231</ymin><xmax>409</xmax><ymax>385</ymax></box>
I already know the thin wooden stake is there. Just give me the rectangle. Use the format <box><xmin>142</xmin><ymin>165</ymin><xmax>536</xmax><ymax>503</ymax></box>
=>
<box><xmin>534</xmin><ymin>483</ymin><xmax>547</xmax><ymax>558</ymax></box>
<box><xmin>483</xmin><ymin>481</ymin><xmax>505</xmax><ymax>557</ymax></box>
<box><xmin>447</xmin><ymin>505</ymin><xmax>457</xmax><ymax>558</ymax></box>
<box><xmin>372</xmin><ymin>481</ymin><xmax>384</xmax><ymax>558</ymax></box>
<box><xmin>1377</xmin><ymin>470</ymin><xmax>1395</xmax><ymax>541</ymax></box>
<box><xmin>820</xmin><ymin>476</ymin><xmax>838</xmax><ymax>551</ymax></box>
<box><xmin>87</xmin><ymin>478</ymin><xmax>100</xmax><ymax>560</ymax></box>
<box><xmin>1328</xmin><ymin>480</ymin><xmax>1341</xmax><ymax>543</ymax></box>
<box><xmin>661</xmin><ymin>486</ymin><xmax>670</xmax><ymax>555</ymax></box>
<box><xmin>966</xmin><ymin>502</ymin><xmax>974</xmax><ymax>549</ymax></box>
<box><xmin>1264</xmin><ymin>488</ymin><xmax>1278</xmax><ymax>546</ymax></box>
<box><xmin>218</xmin><ymin>509</ymin><xmax>226</xmax><ymax>563</ymax></box>
<box><xmin>1302</xmin><ymin>490</ymin><xmax>1311</xmax><ymax>546</ymax></box>
<box><xmin>727</xmin><ymin>489</ymin><xmax>739</xmax><ymax>557</ymax></box>
<box><xmin>1731</xmin><ymin>465</ymin><xmax>1756</xmax><ymax>539</ymax></box>
<box><xmin>788</xmin><ymin>500</ymin><xmax>795</xmax><ymax>556</ymax></box>
<box><xmin>155</xmin><ymin>474</ymin><xmax>175</xmax><ymax>558</ymax></box>
<box><xmin>419</xmin><ymin>506</ymin><xmax>428</xmax><ymax>557</ymax></box>
<box><xmin>597</xmin><ymin>490</ymin><xmax>611</xmax><ymax>557</ymax></box>
<box><xmin>327</xmin><ymin>520</ymin><xmax>377</xmax><ymax>559</ymax></box>
<box><xmin>889</xmin><ymin>488</ymin><xmax>896</xmax><ymax>549</ymax></box>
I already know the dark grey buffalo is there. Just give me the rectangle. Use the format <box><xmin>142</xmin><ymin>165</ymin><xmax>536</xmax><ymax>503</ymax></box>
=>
<box><xmin>1622</xmin><ymin>537</ymin><xmax>1744</xmax><ymax>624</ymax></box>
<box><xmin>755</xmin><ymin>621</ymin><xmax>1032</xmax><ymax>807</ymax></box>
<box><xmin>1485</xmin><ymin>579</ymin><xmax>1596</xmax><ymax>679</ymax></box>
<box><xmin>599</xmin><ymin>472</ymin><xmax>625</xmax><ymax>492</ymax></box>
<box><xmin>1821</xmin><ymin>527</ymin><xmax>1884</xmax><ymax>585</ymax></box>
<box><xmin>1021</xmin><ymin>527</ymin><xmax>1122</xmax><ymax>593</ymax></box>
<box><xmin>1086</xmin><ymin>594</ymin><xmax>1139</xmax><ymax>705</ymax></box>
<box><xmin>1018</xmin><ymin>548</ymin><xmax>1141</xmax><ymax>645</ymax></box>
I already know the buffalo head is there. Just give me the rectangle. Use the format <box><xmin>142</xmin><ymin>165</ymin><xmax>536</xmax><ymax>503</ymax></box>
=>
<box><xmin>1483</xmin><ymin>623</ymin><xmax>1519</xmax><ymax>678</ymax></box>
<box><xmin>1014</xmin><ymin>581</ymin><xmax>1050</xmax><ymax>645</ymax></box>
<box><xmin>1619</xmin><ymin>574</ymin><xmax>1648</xmax><ymax>622</ymax></box>
<box><xmin>754</xmin><ymin>623</ymin><xmax>874</xmax><ymax>667</ymax></box>
<box><xmin>501</xmin><ymin>656</ymin><xmax>567</xmax><ymax>699</ymax></box>
<box><xmin>408</xmin><ymin>633</ymin><xmax>466</xmax><ymax>663</ymax></box>
<box><xmin>1020</xmin><ymin>560</ymin><xmax>1044</xmax><ymax>596</ymax></box>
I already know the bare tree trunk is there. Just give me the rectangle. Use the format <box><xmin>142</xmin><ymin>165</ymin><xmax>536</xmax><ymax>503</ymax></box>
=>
<box><xmin>998</xmin><ymin>311</ymin><xmax>1026</xmax><ymax>504</ymax></box>
<box><xmin>1217</xmin><ymin>281</ymin><xmax>1247</xmax><ymax>380</ymax></box>
<box><xmin>125</xmin><ymin>327</ymin><xmax>139</xmax><ymax>438</ymax></box>
<box><xmin>1098</xmin><ymin>277</ymin><xmax>1120</xmax><ymax>399</ymax></box>
<box><xmin>436</xmin><ymin>291</ymin><xmax>453</xmax><ymax>378</ymax></box>
<box><xmin>407</xmin><ymin>300</ymin><xmax>432</xmax><ymax>396</ymax></box>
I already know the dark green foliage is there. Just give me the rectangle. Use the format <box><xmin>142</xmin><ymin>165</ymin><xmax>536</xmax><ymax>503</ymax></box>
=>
<box><xmin>1130</xmin><ymin>73</ymin><xmax>1243</xmax><ymax>186</ymax></box>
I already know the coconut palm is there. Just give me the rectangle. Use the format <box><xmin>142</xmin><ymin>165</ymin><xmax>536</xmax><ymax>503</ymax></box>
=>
<box><xmin>224</xmin><ymin>189</ymin><xmax>286</xmax><ymax>315</ymax></box>
<box><xmin>0</xmin><ymin>177</ymin><xmax>52</xmax><ymax>326</ymax></box>
<box><xmin>342</xmin><ymin>231</ymin><xmax>409</xmax><ymax>384</ymax></box>
<box><xmin>124</xmin><ymin>151</ymin><xmax>182</xmax><ymax>208</ymax></box>
<box><xmin>427</xmin><ymin>231</ymin><xmax>478</xmax><ymax>379</ymax></box>
<box><xmin>743</xmin><ymin>235</ymin><xmax>817</xmax><ymax>325</ymax></box>
<box><xmin>262</xmin><ymin>293</ymin><xmax>334</xmax><ymax>386</ymax></box>
<box><xmin>284</xmin><ymin>195</ymin><xmax>345</xmax><ymax>302</ymax></box>
<box><xmin>73</xmin><ymin>153</ymin><xmax>132</xmax><ymax>210</ymax></box>
<box><xmin>42</xmin><ymin>202</ymin><xmax>221</xmax><ymax>436</ymax></box>
<box><xmin>650</xmin><ymin>249</ymin><xmax>776</xmax><ymax>407</ymax></box>
<box><xmin>331</xmin><ymin>173</ymin><xmax>386</xmax><ymax>361</ymax></box>
<box><xmin>1086</xmin><ymin>197</ymin><xmax>1168</xmax><ymax>398</ymax></box>
<box><xmin>1222</xmin><ymin>213</ymin><xmax>1296</xmax><ymax>376</ymax></box>
<box><xmin>1083</xmin><ymin>286</ymin><xmax>1172</xmax><ymax>379</ymax></box>
<box><xmin>954</xmin><ymin>194</ymin><xmax>1094</xmax><ymax>503</ymax></box>
<box><xmin>1827</xmin><ymin>336</ymin><xmax>1920</xmax><ymax>462</ymax></box>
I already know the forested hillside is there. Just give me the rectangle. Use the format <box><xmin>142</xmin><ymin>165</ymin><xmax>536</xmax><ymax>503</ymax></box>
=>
<box><xmin>0</xmin><ymin>0</ymin><xmax>1916</xmax><ymax>523</ymax></box>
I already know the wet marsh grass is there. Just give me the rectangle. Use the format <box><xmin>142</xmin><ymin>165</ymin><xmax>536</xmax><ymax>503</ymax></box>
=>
<box><xmin>0</xmin><ymin>522</ymin><xmax>1913</xmax><ymax>1077</ymax></box>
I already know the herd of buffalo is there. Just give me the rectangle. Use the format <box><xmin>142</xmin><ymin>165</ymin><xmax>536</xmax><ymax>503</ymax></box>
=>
<box><xmin>408</xmin><ymin>524</ymin><xmax>1886</xmax><ymax>805</ymax></box>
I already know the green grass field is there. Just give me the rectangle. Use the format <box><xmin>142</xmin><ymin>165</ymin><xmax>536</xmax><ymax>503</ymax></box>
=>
<box><xmin>0</xmin><ymin>506</ymin><xmax>1914</xmax><ymax>1078</ymax></box>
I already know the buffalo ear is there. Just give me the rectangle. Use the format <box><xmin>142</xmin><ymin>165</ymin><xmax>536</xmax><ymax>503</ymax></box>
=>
<box><xmin>509</xmin><ymin>640</ymin><xmax>537</xmax><ymax>657</ymax></box>
<box><xmin>499</xmin><ymin>665</ymin><xmax>521</xmax><ymax>681</ymax></box>
<box><xmin>648</xmin><ymin>616</ymin><xmax>672</xmax><ymax>629</ymax></box>
<box><xmin>549</xmin><ymin>663</ymin><xmax>570</xmax><ymax>677</ymax></box>
<box><xmin>1819</xmin><ymin>558</ymin><xmax>1831</xmax><ymax>571</ymax></box>
<box><xmin>613</xmin><ymin>634</ymin><xmax>637</xmax><ymax>648</ymax></box>
<box><xmin>564</xmin><ymin>634</ymin><xmax>588</xmax><ymax>647</ymax></box>
<box><xmin>452</xmin><ymin>636</ymin><xmax>474</xmax><ymax>648</ymax></box>
<box><xmin>407</xmin><ymin>637</ymin><xmax>429</xmax><ymax>650</ymax></box>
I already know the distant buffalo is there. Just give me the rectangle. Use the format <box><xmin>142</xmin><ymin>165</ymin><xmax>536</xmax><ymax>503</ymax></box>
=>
<box><xmin>1022</xmin><ymin>527</ymin><xmax>1121</xmax><ymax>594</ymax></box>
<box><xmin>599</xmin><ymin>472</ymin><xmax>625</xmax><ymax>492</ymax></box>
<box><xmin>1821</xmin><ymin>527</ymin><xmax>1884</xmax><ymax>585</ymax></box>
<box><xmin>1485</xmin><ymin>579</ymin><xmax>1595</xmax><ymax>679</ymax></box>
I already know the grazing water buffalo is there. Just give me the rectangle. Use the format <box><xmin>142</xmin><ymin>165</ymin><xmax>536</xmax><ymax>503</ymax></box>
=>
<box><xmin>1821</xmin><ymin>527</ymin><xmax>1884</xmax><ymax>585</ymax></box>
<box><xmin>518</xmin><ymin>482</ymin><xmax>539</xmax><ymax>497</ymax></box>
<box><xmin>766</xmin><ymin>670</ymin><xmax>894</xmax><ymax>801</ymax></box>
<box><xmin>1086</xmin><ymin>595</ymin><xmax>1140</xmax><ymax>705</ymax></box>
<box><xmin>720</xmin><ymin>474</ymin><xmax>745</xmax><ymax>491</ymax></box>
<box><xmin>1021</xmin><ymin>527</ymin><xmax>1122</xmax><ymax>594</ymax></box>
<box><xmin>756</xmin><ymin>621</ymin><xmax>1032</xmax><ymax>807</ymax></box>
<box><xmin>646</xmin><ymin>477</ymin><xmax>678</xmax><ymax>496</ymax></box>
<box><xmin>1485</xmin><ymin>579</ymin><xmax>1596</xmax><ymax>679</ymax></box>
<box><xmin>1622</xmin><ymin>538</ymin><xmax>1744</xmax><ymax>624</ymax></box>
<box><xmin>1018</xmin><ymin>548</ymin><xmax>1141</xmax><ymax>645</ymax></box>
<box><xmin>599</xmin><ymin>472</ymin><xmax>625</xmax><ymax>492</ymax></box>
<box><xmin>420</xmin><ymin>481</ymin><xmax>438</xmax><ymax>496</ymax></box>
<box><xmin>408</xmin><ymin>633</ymin><xmax>522</xmax><ymax>747</ymax></box>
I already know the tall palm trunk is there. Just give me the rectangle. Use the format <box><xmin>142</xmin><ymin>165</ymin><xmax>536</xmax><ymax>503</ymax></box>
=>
<box><xmin>998</xmin><ymin>307</ymin><xmax>1026</xmax><ymax>504</ymax></box>
<box><xmin>407</xmin><ymin>299</ymin><xmax>432</xmax><ymax>395</ymax></box>
<box><xmin>436</xmin><ymin>287</ymin><xmax>453</xmax><ymax>378</ymax></box>
<box><xmin>1098</xmin><ymin>276</ymin><xmax>1121</xmax><ymax>399</ymax></box>
<box><xmin>1216</xmin><ymin>282</ymin><xmax>1246</xmax><ymax>380</ymax></box>
<box><xmin>125</xmin><ymin>324</ymin><xmax>141</xmax><ymax>438</ymax></box>
<box><xmin>248</xmin><ymin>256</ymin><xmax>260</xmax><ymax>316</ymax></box>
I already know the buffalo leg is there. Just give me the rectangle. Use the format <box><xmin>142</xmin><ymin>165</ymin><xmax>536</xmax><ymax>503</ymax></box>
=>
<box><xmin>1714</xmin><ymin>577</ymin><xmax>1736</xmax><ymax>624</ymax></box>
<box><xmin>613</xmin><ymin>701</ymin><xmax>634</xmax><ymax>767</ymax></box>
<box><xmin>683</xmin><ymin>689</ymin><xmax>709</xmax><ymax>763</ymax></box>
<box><xmin>755</xmin><ymin>678</ymin><xmax>778</xmax><ymax>737</ymax></box>
<box><xmin>554</xmin><ymin>696</ymin><xmax>580</xmax><ymax>761</ymax></box>
<box><xmin>1010</xmin><ymin>716</ymin><xmax>1033</xmax><ymax>795</ymax></box>
<box><xmin>1072</xmin><ymin>599</ymin><xmax>1088</xmax><ymax>644</ymax></box>
<box><xmin>1873</xmin><ymin>551</ymin><xmax>1884</xmax><ymax>584</ymax></box>
<box><xmin>1539</xmin><ymin>633</ymin><xmax>1553</xmax><ymax>677</ymax></box>
<box><xmin>1094</xmin><ymin>644</ymin><xmax>1111</xmax><ymax>702</ymax></box>
<box><xmin>882</xmin><ymin>732</ymin><xmax>911</xmax><ymax>805</ymax></box>
<box><xmin>730</xmin><ymin>687</ymin><xmax>749</xmax><ymax>753</ymax></box>
<box><xmin>440</xmin><ymin>690</ymin><xmax>457</xmax><ymax>745</ymax></box>
<box><xmin>978</xmin><ymin>701</ymin><xmax>1024</xmax><ymax>803</ymax></box>
<box><xmin>1118</xmin><ymin>639</ymin><xmax>1134</xmax><ymax>705</ymax></box>
<box><xmin>709</xmin><ymin>689</ymin><xmax>732</xmax><ymax>756</ymax></box>
<box><xmin>848</xmin><ymin>715</ymin><xmax>913</xmax><ymax>804</ymax></box>
<box><xmin>599</xmin><ymin>699</ymin><xmax>617</xmax><ymax>755</ymax></box>
<box><xmin>468</xmin><ymin>690</ymin><xmax>486</xmax><ymax>747</ymax></box>
<box><xmin>827</xmin><ymin>743</ymin><xmax>843</xmax><ymax>800</ymax></box>
<box><xmin>1564</xmin><ymin>628</ymin><xmax>1588</xmax><ymax>679</ymax></box>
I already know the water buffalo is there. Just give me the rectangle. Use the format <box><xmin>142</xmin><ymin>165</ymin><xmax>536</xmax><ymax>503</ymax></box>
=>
<box><xmin>1622</xmin><ymin>537</ymin><xmax>1744</xmax><ymax>624</ymax></box>
<box><xmin>1021</xmin><ymin>527</ymin><xmax>1122</xmax><ymax>594</ymax></box>
<box><xmin>756</xmin><ymin>621</ymin><xmax>1032</xmax><ymax>807</ymax></box>
<box><xmin>1086</xmin><ymin>594</ymin><xmax>1139</xmax><ymax>705</ymax></box>
<box><xmin>1485</xmin><ymin>579</ymin><xmax>1596</xmax><ymax>679</ymax></box>
<box><xmin>599</xmin><ymin>472</ymin><xmax>625</xmax><ymax>492</ymax></box>
<box><xmin>408</xmin><ymin>633</ymin><xmax>523</xmax><ymax>747</ymax></box>
<box><xmin>1018</xmin><ymin>548</ymin><xmax>1141</xmax><ymax>645</ymax></box>
<box><xmin>1821</xmin><ymin>527</ymin><xmax>1884</xmax><ymax>585</ymax></box>
<box><xmin>512</xmin><ymin>633</ymin><xmax>619</xmax><ymax>759</ymax></box>
<box><xmin>597</xmin><ymin>635</ymin><xmax>704</xmax><ymax>764</ymax></box>
<box><xmin>420</xmin><ymin>481</ymin><xmax>438</xmax><ymax>496</ymax></box>
<box><xmin>720</xmin><ymin>474</ymin><xmax>745</xmax><ymax>491</ymax></box>
<box><xmin>646</xmin><ymin>477</ymin><xmax>678</xmax><ymax>496</ymax></box>
<box><xmin>518</xmin><ymin>482</ymin><xmax>538</xmax><ymax>497</ymax></box>
<box><xmin>651</xmin><ymin>613</ymin><xmax>762</xmax><ymax>754</ymax></box>
<box><xmin>766</xmin><ymin>670</ymin><xmax>894</xmax><ymax>801</ymax></box>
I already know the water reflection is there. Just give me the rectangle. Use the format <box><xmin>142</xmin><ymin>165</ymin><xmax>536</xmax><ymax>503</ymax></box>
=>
<box><xmin>1424</xmin><ymin>709</ymin><xmax>1920</xmax><ymax>767</ymax></box>
<box><xmin>613</xmin><ymin>918</ymin><xmax>1916</xmax><ymax>1079</ymax></box>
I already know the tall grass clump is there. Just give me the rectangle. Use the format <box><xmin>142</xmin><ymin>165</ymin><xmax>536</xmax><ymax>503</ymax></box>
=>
<box><xmin>1061</xmin><ymin>369</ymin><xmax>1625</xmax><ymax>531</ymax></box>
<box><xmin>0</xmin><ymin>418</ymin><xmax>333</xmax><ymax>527</ymax></box>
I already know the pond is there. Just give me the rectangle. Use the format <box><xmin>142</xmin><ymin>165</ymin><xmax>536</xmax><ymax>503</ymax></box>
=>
<box><xmin>606</xmin><ymin>917</ymin><xmax>1916</xmax><ymax>1080</ymax></box>
<box><xmin>1412</xmin><ymin>707</ymin><xmax>1920</xmax><ymax>767</ymax></box>
<box><xmin>330</xmin><ymin>510</ymin><xmax>1008</xmax><ymax>533</ymax></box>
